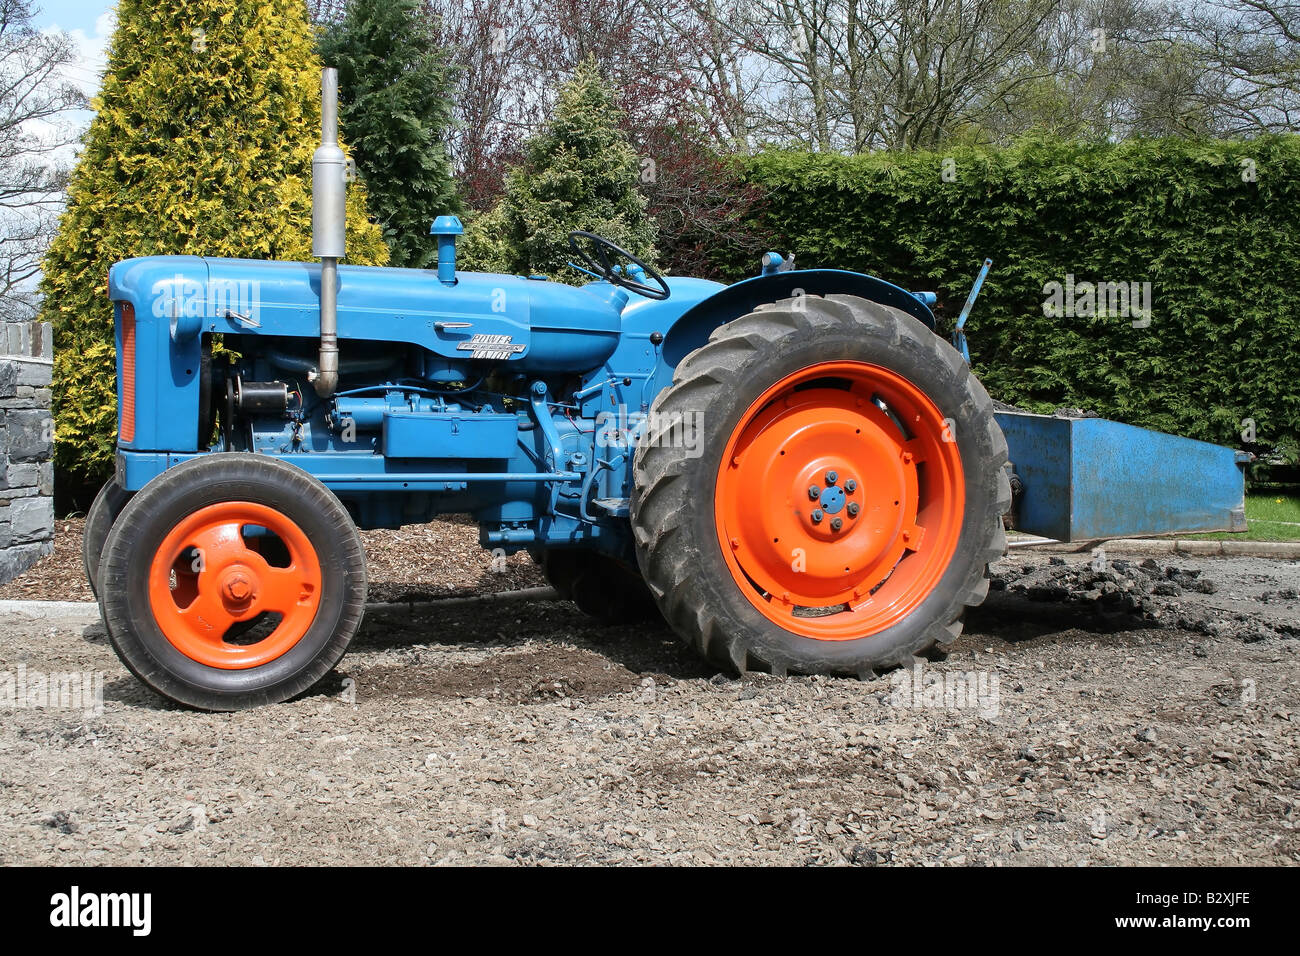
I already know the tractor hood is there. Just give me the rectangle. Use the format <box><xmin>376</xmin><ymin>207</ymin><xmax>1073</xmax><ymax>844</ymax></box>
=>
<box><xmin>109</xmin><ymin>255</ymin><xmax>639</xmax><ymax>374</ymax></box>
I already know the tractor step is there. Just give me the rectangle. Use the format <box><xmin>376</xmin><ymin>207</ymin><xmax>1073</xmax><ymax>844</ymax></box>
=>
<box><xmin>590</xmin><ymin>497</ymin><xmax>631</xmax><ymax>517</ymax></box>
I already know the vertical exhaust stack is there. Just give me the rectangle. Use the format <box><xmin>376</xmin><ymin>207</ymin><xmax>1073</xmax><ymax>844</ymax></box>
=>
<box><xmin>311</xmin><ymin>68</ymin><xmax>346</xmax><ymax>397</ymax></box>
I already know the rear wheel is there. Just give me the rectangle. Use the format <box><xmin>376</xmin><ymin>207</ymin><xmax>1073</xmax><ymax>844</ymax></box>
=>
<box><xmin>100</xmin><ymin>454</ymin><xmax>367</xmax><ymax>710</ymax></box>
<box><xmin>631</xmin><ymin>293</ymin><xmax>1009</xmax><ymax>677</ymax></box>
<box><xmin>83</xmin><ymin>479</ymin><xmax>133</xmax><ymax>600</ymax></box>
<box><xmin>541</xmin><ymin>548</ymin><xmax>660</xmax><ymax>625</ymax></box>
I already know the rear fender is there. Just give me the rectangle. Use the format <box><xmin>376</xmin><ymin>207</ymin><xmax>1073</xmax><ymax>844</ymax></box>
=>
<box><xmin>660</xmin><ymin>268</ymin><xmax>936</xmax><ymax>370</ymax></box>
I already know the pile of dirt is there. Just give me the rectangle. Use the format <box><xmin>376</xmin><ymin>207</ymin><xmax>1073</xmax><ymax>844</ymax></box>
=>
<box><xmin>356</xmin><ymin>646</ymin><xmax>645</xmax><ymax>704</ymax></box>
<box><xmin>358</xmin><ymin>518</ymin><xmax>545</xmax><ymax>603</ymax></box>
<box><xmin>0</xmin><ymin>518</ymin><xmax>92</xmax><ymax>602</ymax></box>
<box><xmin>992</xmin><ymin>554</ymin><xmax>1298</xmax><ymax>643</ymax></box>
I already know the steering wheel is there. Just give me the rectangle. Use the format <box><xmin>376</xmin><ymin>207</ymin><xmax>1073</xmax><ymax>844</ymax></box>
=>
<box><xmin>568</xmin><ymin>231</ymin><xmax>670</xmax><ymax>300</ymax></box>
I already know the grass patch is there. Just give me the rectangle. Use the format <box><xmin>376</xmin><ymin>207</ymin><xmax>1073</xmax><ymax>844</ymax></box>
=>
<box><xmin>1179</xmin><ymin>493</ymin><xmax>1300</xmax><ymax>542</ymax></box>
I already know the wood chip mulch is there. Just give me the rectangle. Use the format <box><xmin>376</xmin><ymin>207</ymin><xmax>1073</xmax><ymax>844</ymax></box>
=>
<box><xmin>0</xmin><ymin>515</ymin><xmax>546</xmax><ymax>604</ymax></box>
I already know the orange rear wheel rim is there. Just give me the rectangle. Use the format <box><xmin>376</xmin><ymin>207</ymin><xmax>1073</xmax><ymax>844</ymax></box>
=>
<box><xmin>715</xmin><ymin>361</ymin><xmax>964</xmax><ymax>640</ymax></box>
<box><xmin>148</xmin><ymin>502</ymin><xmax>323</xmax><ymax>669</ymax></box>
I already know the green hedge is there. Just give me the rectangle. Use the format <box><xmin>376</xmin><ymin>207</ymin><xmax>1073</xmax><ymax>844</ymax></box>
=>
<box><xmin>716</xmin><ymin>137</ymin><xmax>1300</xmax><ymax>457</ymax></box>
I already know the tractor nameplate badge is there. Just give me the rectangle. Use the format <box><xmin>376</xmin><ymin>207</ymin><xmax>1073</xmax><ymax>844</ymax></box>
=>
<box><xmin>456</xmin><ymin>334</ymin><xmax>526</xmax><ymax>360</ymax></box>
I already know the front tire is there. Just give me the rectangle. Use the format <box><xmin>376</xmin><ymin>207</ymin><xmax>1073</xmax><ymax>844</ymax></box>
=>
<box><xmin>631</xmin><ymin>294</ymin><xmax>1009</xmax><ymax>677</ymax></box>
<box><xmin>100</xmin><ymin>454</ymin><xmax>367</xmax><ymax>710</ymax></box>
<box><xmin>83</xmin><ymin>479</ymin><xmax>133</xmax><ymax>600</ymax></box>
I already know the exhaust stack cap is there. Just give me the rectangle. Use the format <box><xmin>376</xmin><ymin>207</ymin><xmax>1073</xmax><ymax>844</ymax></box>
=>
<box><xmin>312</xmin><ymin>68</ymin><xmax>346</xmax><ymax>259</ymax></box>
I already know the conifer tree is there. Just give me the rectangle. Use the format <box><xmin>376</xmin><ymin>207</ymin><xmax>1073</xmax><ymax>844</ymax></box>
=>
<box><xmin>462</xmin><ymin>58</ymin><xmax>657</xmax><ymax>281</ymax></box>
<box><xmin>318</xmin><ymin>0</ymin><xmax>459</xmax><ymax>268</ymax></box>
<box><xmin>43</xmin><ymin>0</ymin><xmax>387</xmax><ymax>485</ymax></box>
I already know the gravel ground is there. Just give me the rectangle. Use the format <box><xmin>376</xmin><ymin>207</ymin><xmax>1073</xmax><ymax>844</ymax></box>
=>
<box><xmin>0</xmin><ymin>544</ymin><xmax>1297</xmax><ymax>866</ymax></box>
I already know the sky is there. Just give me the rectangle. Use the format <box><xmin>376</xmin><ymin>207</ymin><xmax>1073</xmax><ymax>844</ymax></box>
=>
<box><xmin>33</xmin><ymin>1</ymin><xmax>117</xmax><ymax>101</ymax></box>
<box><xmin>9</xmin><ymin>3</ymin><xmax>116</xmax><ymax>299</ymax></box>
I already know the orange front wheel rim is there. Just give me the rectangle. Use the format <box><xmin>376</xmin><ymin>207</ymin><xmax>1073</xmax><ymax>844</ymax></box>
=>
<box><xmin>148</xmin><ymin>502</ymin><xmax>323</xmax><ymax>669</ymax></box>
<box><xmin>715</xmin><ymin>361</ymin><xmax>965</xmax><ymax>640</ymax></box>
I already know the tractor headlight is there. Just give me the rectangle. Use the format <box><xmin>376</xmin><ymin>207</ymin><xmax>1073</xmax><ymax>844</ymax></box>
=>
<box><xmin>169</xmin><ymin>305</ymin><xmax>202</xmax><ymax>342</ymax></box>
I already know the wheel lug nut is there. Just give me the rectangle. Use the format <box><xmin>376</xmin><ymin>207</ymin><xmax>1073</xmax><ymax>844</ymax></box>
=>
<box><xmin>845</xmin><ymin>479</ymin><xmax>857</xmax><ymax>493</ymax></box>
<box><xmin>830</xmin><ymin>517</ymin><xmax>843</xmax><ymax>532</ymax></box>
<box><xmin>811</xmin><ymin>509</ymin><xmax>824</xmax><ymax>524</ymax></box>
<box><xmin>825</xmin><ymin>470</ymin><xmax>838</xmax><ymax>485</ymax></box>
<box><xmin>808</xmin><ymin>484</ymin><xmax>821</xmax><ymax>500</ymax></box>
<box><xmin>847</xmin><ymin>502</ymin><xmax>860</xmax><ymax>517</ymax></box>
<box><xmin>222</xmin><ymin>573</ymin><xmax>254</xmax><ymax>604</ymax></box>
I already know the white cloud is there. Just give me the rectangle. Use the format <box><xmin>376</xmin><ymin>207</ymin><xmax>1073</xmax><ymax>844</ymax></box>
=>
<box><xmin>25</xmin><ymin>11</ymin><xmax>117</xmax><ymax>164</ymax></box>
<box><xmin>47</xmin><ymin>9</ymin><xmax>116</xmax><ymax>101</ymax></box>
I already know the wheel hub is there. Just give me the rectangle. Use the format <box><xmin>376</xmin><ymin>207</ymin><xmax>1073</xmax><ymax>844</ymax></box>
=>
<box><xmin>715</xmin><ymin>361</ymin><xmax>964</xmax><ymax>640</ymax></box>
<box><xmin>148</xmin><ymin>502</ymin><xmax>322</xmax><ymax>669</ymax></box>
<box><xmin>219</xmin><ymin>565</ymin><xmax>258</xmax><ymax>608</ymax></box>
<box><xmin>817</xmin><ymin>481</ymin><xmax>846</xmax><ymax>515</ymax></box>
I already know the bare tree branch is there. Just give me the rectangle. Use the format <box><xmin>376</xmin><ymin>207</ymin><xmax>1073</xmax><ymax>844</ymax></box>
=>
<box><xmin>0</xmin><ymin>1</ymin><xmax>87</xmax><ymax>320</ymax></box>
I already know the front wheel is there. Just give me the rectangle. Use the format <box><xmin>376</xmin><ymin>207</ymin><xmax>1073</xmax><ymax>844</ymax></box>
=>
<box><xmin>631</xmin><ymin>293</ymin><xmax>1009</xmax><ymax>677</ymax></box>
<box><xmin>99</xmin><ymin>454</ymin><xmax>367</xmax><ymax>710</ymax></box>
<box><xmin>83</xmin><ymin>479</ymin><xmax>133</xmax><ymax>600</ymax></box>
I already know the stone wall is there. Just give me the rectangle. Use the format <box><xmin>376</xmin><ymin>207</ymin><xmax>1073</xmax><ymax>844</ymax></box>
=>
<box><xmin>1</xmin><ymin>323</ymin><xmax>55</xmax><ymax>585</ymax></box>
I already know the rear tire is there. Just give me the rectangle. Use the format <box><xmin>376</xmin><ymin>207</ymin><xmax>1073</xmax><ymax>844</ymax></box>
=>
<box><xmin>100</xmin><ymin>454</ymin><xmax>367</xmax><ymax>710</ymax></box>
<box><xmin>541</xmin><ymin>549</ymin><xmax>661</xmax><ymax>625</ymax></box>
<box><xmin>83</xmin><ymin>479</ymin><xmax>133</xmax><ymax>600</ymax></box>
<box><xmin>631</xmin><ymin>293</ymin><xmax>1009</xmax><ymax>677</ymax></box>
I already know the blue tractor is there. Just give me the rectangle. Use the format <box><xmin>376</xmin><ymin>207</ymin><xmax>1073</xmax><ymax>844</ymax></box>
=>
<box><xmin>83</xmin><ymin>73</ymin><xmax>1247</xmax><ymax>710</ymax></box>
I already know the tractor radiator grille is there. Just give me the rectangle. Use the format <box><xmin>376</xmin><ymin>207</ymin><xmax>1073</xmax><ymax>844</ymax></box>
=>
<box><xmin>119</xmin><ymin>302</ymin><xmax>136</xmax><ymax>443</ymax></box>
